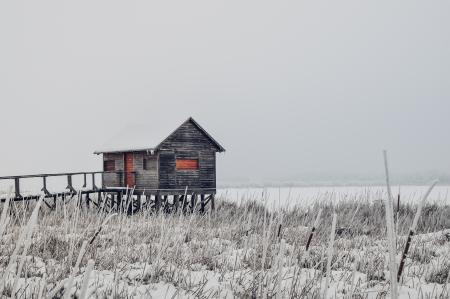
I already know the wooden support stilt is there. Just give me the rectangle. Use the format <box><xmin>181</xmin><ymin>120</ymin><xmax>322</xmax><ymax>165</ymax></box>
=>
<box><xmin>96</xmin><ymin>192</ymin><xmax>102</xmax><ymax>208</ymax></box>
<box><xmin>180</xmin><ymin>195</ymin><xmax>186</xmax><ymax>212</ymax></box>
<box><xmin>155</xmin><ymin>194</ymin><xmax>161</xmax><ymax>212</ymax></box>
<box><xmin>191</xmin><ymin>193</ymin><xmax>197</xmax><ymax>212</ymax></box>
<box><xmin>86</xmin><ymin>193</ymin><xmax>90</xmax><ymax>208</ymax></box>
<box><xmin>102</xmin><ymin>194</ymin><xmax>109</xmax><ymax>212</ymax></box>
<box><xmin>174</xmin><ymin>195</ymin><xmax>179</xmax><ymax>212</ymax></box>
<box><xmin>137</xmin><ymin>195</ymin><xmax>142</xmax><ymax>213</ymax></box>
<box><xmin>117</xmin><ymin>192</ymin><xmax>122</xmax><ymax>212</ymax></box>
<box><xmin>200</xmin><ymin>194</ymin><xmax>205</xmax><ymax>213</ymax></box>
<box><xmin>163</xmin><ymin>195</ymin><xmax>168</xmax><ymax>212</ymax></box>
<box><xmin>210</xmin><ymin>194</ymin><xmax>215</xmax><ymax>211</ymax></box>
<box><xmin>42</xmin><ymin>198</ymin><xmax>53</xmax><ymax>209</ymax></box>
<box><xmin>144</xmin><ymin>195</ymin><xmax>149</xmax><ymax>211</ymax></box>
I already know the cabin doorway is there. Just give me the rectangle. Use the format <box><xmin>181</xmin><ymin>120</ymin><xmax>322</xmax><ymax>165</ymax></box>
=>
<box><xmin>124</xmin><ymin>153</ymin><xmax>135</xmax><ymax>187</ymax></box>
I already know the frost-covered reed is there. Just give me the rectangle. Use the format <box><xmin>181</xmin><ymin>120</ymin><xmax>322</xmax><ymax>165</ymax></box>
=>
<box><xmin>0</xmin><ymin>181</ymin><xmax>449</xmax><ymax>298</ymax></box>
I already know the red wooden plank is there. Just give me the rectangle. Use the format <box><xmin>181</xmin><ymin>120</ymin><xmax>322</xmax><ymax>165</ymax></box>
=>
<box><xmin>176</xmin><ymin>159</ymin><xmax>198</xmax><ymax>170</ymax></box>
<box><xmin>124</xmin><ymin>153</ymin><xmax>135</xmax><ymax>186</ymax></box>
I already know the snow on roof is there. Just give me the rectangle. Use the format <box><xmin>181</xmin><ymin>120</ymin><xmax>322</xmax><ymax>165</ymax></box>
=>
<box><xmin>93</xmin><ymin>123</ymin><xmax>171</xmax><ymax>154</ymax></box>
<box><xmin>94</xmin><ymin>117</ymin><xmax>225</xmax><ymax>154</ymax></box>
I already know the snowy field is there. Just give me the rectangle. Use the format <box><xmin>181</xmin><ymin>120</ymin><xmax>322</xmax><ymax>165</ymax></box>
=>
<box><xmin>217</xmin><ymin>185</ymin><xmax>450</xmax><ymax>209</ymax></box>
<box><xmin>0</xmin><ymin>185</ymin><xmax>449</xmax><ymax>298</ymax></box>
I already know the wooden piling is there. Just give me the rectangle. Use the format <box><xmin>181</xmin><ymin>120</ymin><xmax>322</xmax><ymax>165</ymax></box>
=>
<box><xmin>210</xmin><ymin>194</ymin><xmax>215</xmax><ymax>211</ymax></box>
<box><xmin>174</xmin><ymin>195</ymin><xmax>179</xmax><ymax>212</ymax></box>
<box><xmin>155</xmin><ymin>194</ymin><xmax>161</xmax><ymax>212</ymax></box>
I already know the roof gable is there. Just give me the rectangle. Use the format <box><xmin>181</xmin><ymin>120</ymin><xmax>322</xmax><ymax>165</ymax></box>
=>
<box><xmin>94</xmin><ymin>117</ymin><xmax>225</xmax><ymax>154</ymax></box>
<box><xmin>157</xmin><ymin>117</ymin><xmax>225</xmax><ymax>152</ymax></box>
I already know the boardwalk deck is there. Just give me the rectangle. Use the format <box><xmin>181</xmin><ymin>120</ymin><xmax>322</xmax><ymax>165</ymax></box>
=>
<box><xmin>0</xmin><ymin>171</ymin><xmax>215</xmax><ymax>214</ymax></box>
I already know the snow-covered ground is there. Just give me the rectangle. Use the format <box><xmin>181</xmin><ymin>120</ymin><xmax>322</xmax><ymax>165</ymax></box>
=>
<box><xmin>1</xmin><ymin>187</ymin><xmax>449</xmax><ymax>298</ymax></box>
<box><xmin>217</xmin><ymin>185</ymin><xmax>450</xmax><ymax>209</ymax></box>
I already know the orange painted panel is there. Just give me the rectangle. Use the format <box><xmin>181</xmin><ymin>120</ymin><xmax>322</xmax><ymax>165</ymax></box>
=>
<box><xmin>176</xmin><ymin>159</ymin><xmax>199</xmax><ymax>170</ymax></box>
<box><xmin>124</xmin><ymin>153</ymin><xmax>135</xmax><ymax>186</ymax></box>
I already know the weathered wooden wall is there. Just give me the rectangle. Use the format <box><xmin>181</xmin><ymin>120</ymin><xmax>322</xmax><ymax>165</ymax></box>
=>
<box><xmin>103</xmin><ymin>153</ymin><xmax>124</xmax><ymax>187</ymax></box>
<box><xmin>159</xmin><ymin>120</ymin><xmax>221</xmax><ymax>151</ymax></box>
<box><xmin>158</xmin><ymin>151</ymin><xmax>176</xmax><ymax>189</ymax></box>
<box><xmin>158</xmin><ymin>121</ymin><xmax>218</xmax><ymax>190</ymax></box>
<box><xmin>133</xmin><ymin>152</ymin><xmax>159</xmax><ymax>189</ymax></box>
<box><xmin>101</xmin><ymin>120</ymin><xmax>220</xmax><ymax>192</ymax></box>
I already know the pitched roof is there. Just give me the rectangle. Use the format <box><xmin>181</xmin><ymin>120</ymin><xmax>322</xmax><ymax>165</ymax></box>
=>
<box><xmin>94</xmin><ymin>117</ymin><xmax>225</xmax><ymax>154</ymax></box>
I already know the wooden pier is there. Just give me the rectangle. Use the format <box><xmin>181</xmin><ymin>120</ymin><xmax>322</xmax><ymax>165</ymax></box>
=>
<box><xmin>0</xmin><ymin>118</ymin><xmax>225</xmax><ymax>215</ymax></box>
<box><xmin>0</xmin><ymin>171</ymin><xmax>216</xmax><ymax>214</ymax></box>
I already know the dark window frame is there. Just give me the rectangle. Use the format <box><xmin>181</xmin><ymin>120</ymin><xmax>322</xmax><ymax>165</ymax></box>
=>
<box><xmin>104</xmin><ymin>160</ymin><xmax>115</xmax><ymax>172</ymax></box>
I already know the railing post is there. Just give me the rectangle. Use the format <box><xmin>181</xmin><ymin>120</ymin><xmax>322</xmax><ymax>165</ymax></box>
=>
<box><xmin>66</xmin><ymin>175</ymin><xmax>76</xmax><ymax>194</ymax></box>
<box><xmin>83</xmin><ymin>173</ymin><xmax>87</xmax><ymax>188</ymax></box>
<box><xmin>41</xmin><ymin>176</ymin><xmax>51</xmax><ymax>196</ymax></box>
<box><xmin>92</xmin><ymin>173</ymin><xmax>98</xmax><ymax>190</ymax></box>
<box><xmin>14</xmin><ymin>178</ymin><xmax>21</xmax><ymax>198</ymax></box>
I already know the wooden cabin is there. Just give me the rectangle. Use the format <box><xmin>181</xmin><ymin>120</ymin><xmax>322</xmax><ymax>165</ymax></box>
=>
<box><xmin>94</xmin><ymin>117</ymin><xmax>225</xmax><ymax>195</ymax></box>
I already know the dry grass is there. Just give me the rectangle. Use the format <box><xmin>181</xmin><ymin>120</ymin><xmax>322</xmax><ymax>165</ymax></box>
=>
<box><xmin>0</xmin><ymin>191</ymin><xmax>450</xmax><ymax>298</ymax></box>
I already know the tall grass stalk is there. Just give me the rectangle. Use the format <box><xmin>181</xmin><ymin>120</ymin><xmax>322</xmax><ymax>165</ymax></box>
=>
<box><xmin>89</xmin><ymin>213</ymin><xmax>117</xmax><ymax>245</ymax></box>
<box><xmin>306</xmin><ymin>208</ymin><xmax>322</xmax><ymax>251</ymax></box>
<box><xmin>79</xmin><ymin>259</ymin><xmax>95</xmax><ymax>299</ymax></box>
<box><xmin>260</xmin><ymin>206</ymin><xmax>274</xmax><ymax>298</ymax></box>
<box><xmin>48</xmin><ymin>240</ymin><xmax>88</xmax><ymax>299</ymax></box>
<box><xmin>397</xmin><ymin>180</ymin><xmax>438</xmax><ymax>282</ymax></box>
<box><xmin>275</xmin><ymin>239</ymin><xmax>286</xmax><ymax>299</ymax></box>
<box><xmin>11</xmin><ymin>197</ymin><xmax>43</xmax><ymax>299</ymax></box>
<box><xmin>0</xmin><ymin>197</ymin><xmax>43</xmax><ymax>297</ymax></box>
<box><xmin>0</xmin><ymin>186</ymin><xmax>13</xmax><ymax>237</ymax></box>
<box><xmin>348</xmin><ymin>255</ymin><xmax>359</xmax><ymax>299</ymax></box>
<box><xmin>37</xmin><ymin>273</ymin><xmax>47</xmax><ymax>299</ymax></box>
<box><xmin>323</xmin><ymin>212</ymin><xmax>337</xmax><ymax>299</ymax></box>
<box><xmin>383</xmin><ymin>150</ymin><xmax>398</xmax><ymax>299</ymax></box>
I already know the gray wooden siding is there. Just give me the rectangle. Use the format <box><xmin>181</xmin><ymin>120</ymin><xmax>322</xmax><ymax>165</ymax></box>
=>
<box><xmin>157</xmin><ymin>120</ymin><xmax>218</xmax><ymax>190</ymax></box>
<box><xmin>198</xmin><ymin>151</ymin><xmax>216</xmax><ymax>189</ymax></box>
<box><xmin>174</xmin><ymin>151</ymin><xmax>200</xmax><ymax>188</ymax></box>
<box><xmin>171</xmin><ymin>150</ymin><xmax>216</xmax><ymax>189</ymax></box>
<box><xmin>133</xmin><ymin>152</ymin><xmax>158</xmax><ymax>189</ymax></box>
<box><xmin>102</xmin><ymin>153</ymin><xmax>124</xmax><ymax>187</ymax></box>
<box><xmin>102</xmin><ymin>120</ymin><xmax>220</xmax><ymax>191</ymax></box>
<box><xmin>159</xmin><ymin>121</ymin><xmax>221</xmax><ymax>152</ymax></box>
<box><xmin>158</xmin><ymin>151</ymin><xmax>176</xmax><ymax>189</ymax></box>
<box><xmin>158</xmin><ymin>149</ymin><xmax>216</xmax><ymax>189</ymax></box>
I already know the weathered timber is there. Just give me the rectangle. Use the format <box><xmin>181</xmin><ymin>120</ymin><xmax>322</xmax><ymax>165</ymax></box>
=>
<box><xmin>97</xmin><ymin>118</ymin><xmax>224</xmax><ymax>197</ymax></box>
<box><xmin>0</xmin><ymin>118</ymin><xmax>223</xmax><ymax>214</ymax></box>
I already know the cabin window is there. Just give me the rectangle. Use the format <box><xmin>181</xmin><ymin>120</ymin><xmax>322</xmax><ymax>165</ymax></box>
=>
<box><xmin>104</xmin><ymin>160</ymin><xmax>115</xmax><ymax>172</ymax></box>
<box><xmin>176</xmin><ymin>159</ymin><xmax>199</xmax><ymax>170</ymax></box>
<box><xmin>143</xmin><ymin>158</ymin><xmax>151</xmax><ymax>170</ymax></box>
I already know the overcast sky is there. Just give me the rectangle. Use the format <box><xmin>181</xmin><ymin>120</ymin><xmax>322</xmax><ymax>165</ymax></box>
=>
<box><xmin>1</xmin><ymin>0</ymin><xmax>449</xmax><ymax>184</ymax></box>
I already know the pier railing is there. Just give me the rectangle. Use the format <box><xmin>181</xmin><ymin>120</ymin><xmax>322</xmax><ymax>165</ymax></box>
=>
<box><xmin>0</xmin><ymin>171</ymin><xmax>216</xmax><ymax>214</ymax></box>
<box><xmin>0</xmin><ymin>171</ymin><xmax>135</xmax><ymax>198</ymax></box>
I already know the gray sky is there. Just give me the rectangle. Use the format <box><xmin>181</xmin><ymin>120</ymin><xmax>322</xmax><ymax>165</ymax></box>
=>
<box><xmin>1</xmin><ymin>0</ymin><xmax>449</xmax><ymax>184</ymax></box>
